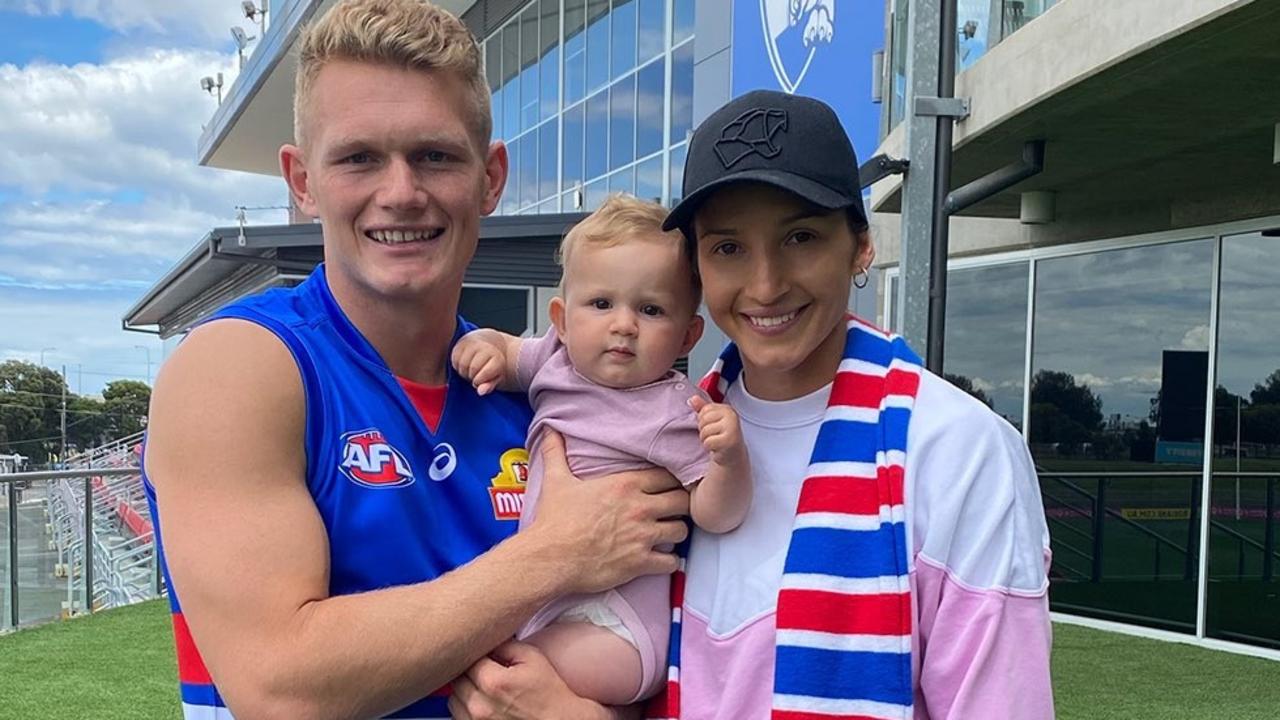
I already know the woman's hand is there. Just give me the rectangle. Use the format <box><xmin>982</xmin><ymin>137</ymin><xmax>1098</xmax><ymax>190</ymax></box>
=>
<box><xmin>448</xmin><ymin>641</ymin><xmax>624</xmax><ymax>720</ymax></box>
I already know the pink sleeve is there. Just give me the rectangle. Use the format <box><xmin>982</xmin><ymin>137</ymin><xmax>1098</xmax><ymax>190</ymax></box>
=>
<box><xmin>912</xmin><ymin>556</ymin><xmax>1055</xmax><ymax>719</ymax></box>
<box><xmin>515</xmin><ymin>330</ymin><xmax>562</xmax><ymax>390</ymax></box>
<box><xmin>646</xmin><ymin>385</ymin><xmax>711</xmax><ymax>486</ymax></box>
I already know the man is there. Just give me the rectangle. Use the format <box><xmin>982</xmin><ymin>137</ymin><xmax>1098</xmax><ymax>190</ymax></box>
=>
<box><xmin>144</xmin><ymin>1</ymin><xmax>687</xmax><ymax>718</ymax></box>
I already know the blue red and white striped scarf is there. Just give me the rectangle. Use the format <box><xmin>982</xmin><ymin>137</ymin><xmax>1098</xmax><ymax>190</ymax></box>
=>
<box><xmin>647</xmin><ymin>315</ymin><xmax>922</xmax><ymax>720</ymax></box>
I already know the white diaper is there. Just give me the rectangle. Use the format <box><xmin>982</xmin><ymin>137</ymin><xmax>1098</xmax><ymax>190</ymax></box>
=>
<box><xmin>554</xmin><ymin>599</ymin><xmax>639</xmax><ymax>648</ymax></box>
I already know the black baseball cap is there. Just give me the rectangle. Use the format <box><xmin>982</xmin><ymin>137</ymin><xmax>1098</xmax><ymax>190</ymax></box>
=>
<box><xmin>663</xmin><ymin>90</ymin><xmax>865</xmax><ymax>235</ymax></box>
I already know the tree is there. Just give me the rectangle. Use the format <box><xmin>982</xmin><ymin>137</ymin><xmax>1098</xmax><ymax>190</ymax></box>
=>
<box><xmin>0</xmin><ymin>360</ymin><xmax>67</xmax><ymax>458</ymax></box>
<box><xmin>102</xmin><ymin>380</ymin><xmax>151</xmax><ymax>440</ymax></box>
<box><xmin>66</xmin><ymin>396</ymin><xmax>110</xmax><ymax>451</ymax></box>
<box><xmin>1250</xmin><ymin>369</ymin><xmax>1280</xmax><ymax>407</ymax></box>
<box><xmin>944</xmin><ymin>373</ymin><xmax>992</xmax><ymax>407</ymax></box>
<box><xmin>1029</xmin><ymin>369</ymin><xmax>1103</xmax><ymax>448</ymax></box>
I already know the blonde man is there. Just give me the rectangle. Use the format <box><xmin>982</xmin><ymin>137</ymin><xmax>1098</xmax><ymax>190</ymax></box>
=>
<box><xmin>453</xmin><ymin>194</ymin><xmax>751</xmax><ymax>707</ymax></box>
<box><xmin>145</xmin><ymin>2</ymin><xmax>685</xmax><ymax>719</ymax></box>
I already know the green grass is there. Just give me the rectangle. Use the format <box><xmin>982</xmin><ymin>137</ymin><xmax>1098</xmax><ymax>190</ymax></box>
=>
<box><xmin>1053</xmin><ymin>623</ymin><xmax>1280</xmax><ymax>719</ymax></box>
<box><xmin>0</xmin><ymin>601</ymin><xmax>178</xmax><ymax>720</ymax></box>
<box><xmin>4</xmin><ymin>602</ymin><xmax>1280</xmax><ymax>719</ymax></box>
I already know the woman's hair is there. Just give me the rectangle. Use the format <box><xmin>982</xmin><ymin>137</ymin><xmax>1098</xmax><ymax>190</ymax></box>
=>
<box><xmin>293</xmin><ymin>0</ymin><xmax>491</xmax><ymax>149</ymax></box>
<box><xmin>558</xmin><ymin>193</ymin><xmax>700</xmax><ymax>295</ymax></box>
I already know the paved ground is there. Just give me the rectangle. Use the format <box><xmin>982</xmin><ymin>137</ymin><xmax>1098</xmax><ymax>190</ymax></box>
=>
<box><xmin>1</xmin><ymin>483</ymin><xmax>71</xmax><ymax>630</ymax></box>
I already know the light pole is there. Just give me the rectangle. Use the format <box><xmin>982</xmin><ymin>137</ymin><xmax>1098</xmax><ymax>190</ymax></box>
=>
<box><xmin>134</xmin><ymin>345</ymin><xmax>152</xmax><ymax>386</ymax></box>
<box><xmin>39</xmin><ymin>347</ymin><xmax>57</xmax><ymax>367</ymax></box>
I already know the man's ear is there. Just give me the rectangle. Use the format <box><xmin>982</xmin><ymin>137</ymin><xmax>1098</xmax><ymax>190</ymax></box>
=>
<box><xmin>480</xmin><ymin>140</ymin><xmax>509</xmax><ymax>216</ymax></box>
<box><xmin>679</xmin><ymin>314</ymin><xmax>705</xmax><ymax>356</ymax></box>
<box><xmin>548</xmin><ymin>295</ymin><xmax>567</xmax><ymax>343</ymax></box>
<box><xmin>280</xmin><ymin>144</ymin><xmax>318</xmax><ymax>219</ymax></box>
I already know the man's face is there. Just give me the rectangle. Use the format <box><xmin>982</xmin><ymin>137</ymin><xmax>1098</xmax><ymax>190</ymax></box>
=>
<box><xmin>283</xmin><ymin>60</ymin><xmax>505</xmax><ymax>305</ymax></box>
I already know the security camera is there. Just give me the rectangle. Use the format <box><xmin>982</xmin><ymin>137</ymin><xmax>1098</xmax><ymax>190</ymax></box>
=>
<box><xmin>242</xmin><ymin>1</ymin><xmax>261</xmax><ymax>20</ymax></box>
<box><xmin>200</xmin><ymin>76</ymin><xmax>214</xmax><ymax>91</ymax></box>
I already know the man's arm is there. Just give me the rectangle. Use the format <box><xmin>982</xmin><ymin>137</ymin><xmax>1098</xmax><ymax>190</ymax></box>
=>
<box><xmin>452</xmin><ymin>328</ymin><xmax>523</xmax><ymax>395</ymax></box>
<box><xmin>146</xmin><ymin>320</ymin><xmax>689</xmax><ymax>720</ymax></box>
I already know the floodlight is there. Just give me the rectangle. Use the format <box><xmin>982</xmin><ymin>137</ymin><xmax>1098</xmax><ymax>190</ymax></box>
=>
<box><xmin>231</xmin><ymin>26</ymin><xmax>254</xmax><ymax>49</ymax></box>
<box><xmin>242</xmin><ymin>1</ymin><xmax>261</xmax><ymax>20</ymax></box>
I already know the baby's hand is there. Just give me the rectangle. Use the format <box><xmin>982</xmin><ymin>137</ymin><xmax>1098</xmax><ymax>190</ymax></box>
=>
<box><xmin>689</xmin><ymin>395</ymin><xmax>747</xmax><ymax>467</ymax></box>
<box><xmin>451</xmin><ymin>334</ymin><xmax>505</xmax><ymax>396</ymax></box>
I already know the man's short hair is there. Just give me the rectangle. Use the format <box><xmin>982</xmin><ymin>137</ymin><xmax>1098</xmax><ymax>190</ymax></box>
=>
<box><xmin>294</xmin><ymin>0</ymin><xmax>491</xmax><ymax>150</ymax></box>
<box><xmin>558</xmin><ymin>194</ymin><xmax>701</xmax><ymax>299</ymax></box>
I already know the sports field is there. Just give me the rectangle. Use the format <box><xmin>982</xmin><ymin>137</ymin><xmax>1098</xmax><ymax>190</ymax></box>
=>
<box><xmin>2</xmin><ymin>600</ymin><xmax>1280</xmax><ymax>719</ymax></box>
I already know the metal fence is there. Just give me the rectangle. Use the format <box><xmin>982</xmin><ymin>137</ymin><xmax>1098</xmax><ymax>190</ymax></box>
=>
<box><xmin>1</xmin><ymin>437</ymin><xmax>162</xmax><ymax>632</ymax></box>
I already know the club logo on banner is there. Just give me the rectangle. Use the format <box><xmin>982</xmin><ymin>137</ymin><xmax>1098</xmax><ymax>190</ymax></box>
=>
<box><xmin>761</xmin><ymin>0</ymin><xmax>837</xmax><ymax>93</ymax></box>
<box><xmin>733</xmin><ymin>0</ymin><xmax>883</xmax><ymax>164</ymax></box>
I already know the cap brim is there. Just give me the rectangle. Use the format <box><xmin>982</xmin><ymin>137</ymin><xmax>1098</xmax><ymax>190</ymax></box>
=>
<box><xmin>662</xmin><ymin>169</ymin><xmax>855</xmax><ymax>233</ymax></box>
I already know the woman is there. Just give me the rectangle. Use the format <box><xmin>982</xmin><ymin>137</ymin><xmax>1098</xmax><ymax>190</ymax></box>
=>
<box><xmin>449</xmin><ymin>90</ymin><xmax>1055</xmax><ymax>720</ymax></box>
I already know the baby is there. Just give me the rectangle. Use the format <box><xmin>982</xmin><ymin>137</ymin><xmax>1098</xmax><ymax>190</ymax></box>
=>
<box><xmin>452</xmin><ymin>194</ymin><xmax>752</xmax><ymax>706</ymax></box>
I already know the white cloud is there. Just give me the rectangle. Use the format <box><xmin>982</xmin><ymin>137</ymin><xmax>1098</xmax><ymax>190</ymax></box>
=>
<box><xmin>1181</xmin><ymin>324</ymin><xmax>1210</xmax><ymax>351</ymax></box>
<box><xmin>4</xmin><ymin>0</ymin><xmax>256</xmax><ymax>46</ymax></box>
<box><xmin>0</xmin><ymin>47</ymin><xmax>288</xmax><ymax>287</ymax></box>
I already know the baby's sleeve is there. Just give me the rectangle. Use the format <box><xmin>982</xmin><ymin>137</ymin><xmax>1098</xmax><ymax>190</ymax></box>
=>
<box><xmin>646</xmin><ymin>385</ymin><xmax>712</xmax><ymax>486</ymax></box>
<box><xmin>514</xmin><ymin>330</ymin><xmax>561</xmax><ymax>391</ymax></box>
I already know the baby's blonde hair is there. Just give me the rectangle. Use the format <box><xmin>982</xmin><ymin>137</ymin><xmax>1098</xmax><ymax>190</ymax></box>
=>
<box><xmin>294</xmin><ymin>0</ymin><xmax>491</xmax><ymax>149</ymax></box>
<box><xmin>558</xmin><ymin>193</ymin><xmax>700</xmax><ymax>300</ymax></box>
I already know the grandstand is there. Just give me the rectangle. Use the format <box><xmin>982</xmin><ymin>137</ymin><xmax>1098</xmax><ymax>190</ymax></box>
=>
<box><xmin>1</xmin><ymin>431</ymin><xmax>159</xmax><ymax>632</ymax></box>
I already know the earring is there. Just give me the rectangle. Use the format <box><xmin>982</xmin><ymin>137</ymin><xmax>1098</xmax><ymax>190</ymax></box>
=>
<box><xmin>853</xmin><ymin>267</ymin><xmax>869</xmax><ymax>289</ymax></box>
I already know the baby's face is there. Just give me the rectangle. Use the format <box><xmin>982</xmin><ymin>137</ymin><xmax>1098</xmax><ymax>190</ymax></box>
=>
<box><xmin>554</xmin><ymin>238</ymin><xmax>702</xmax><ymax>389</ymax></box>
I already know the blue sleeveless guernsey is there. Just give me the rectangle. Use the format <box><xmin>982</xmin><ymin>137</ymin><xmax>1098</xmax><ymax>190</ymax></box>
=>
<box><xmin>143</xmin><ymin>266</ymin><xmax>534</xmax><ymax>720</ymax></box>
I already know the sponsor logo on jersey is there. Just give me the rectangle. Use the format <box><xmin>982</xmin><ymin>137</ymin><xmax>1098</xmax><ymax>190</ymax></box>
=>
<box><xmin>489</xmin><ymin>448</ymin><xmax>529</xmax><ymax>520</ymax></box>
<box><xmin>339</xmin><ymin>429</ymin><xmax>415</xmax><ymax>488</ymax></box>
<box><xmin>428</xmin><ymin>442</ymin><xmax>457</xmax><ymax>482</ymax></box>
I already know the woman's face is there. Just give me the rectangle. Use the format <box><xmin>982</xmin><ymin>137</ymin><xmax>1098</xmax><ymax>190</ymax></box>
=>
<box><xmin>693</xmin><ymin>182</ymin><xmax>872</xmax><ymax>401</ymax></box>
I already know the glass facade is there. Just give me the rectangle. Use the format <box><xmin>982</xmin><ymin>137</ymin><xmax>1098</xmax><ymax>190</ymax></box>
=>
<box><xmin>483</xmin><ymin>0</ymin><xmax>695</xmax><ymax>215</ymax></box>
<box><xmin>884</xmin><ymin>221</ymin><xmax>1280</xmax><ymax>650</ymax></box>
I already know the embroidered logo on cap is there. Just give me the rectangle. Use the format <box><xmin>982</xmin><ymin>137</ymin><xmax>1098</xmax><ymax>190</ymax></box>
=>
<box><xmin>713</xmin><ymin>108</ymin><xmax>788</xmax><ymax>168</ymax></box>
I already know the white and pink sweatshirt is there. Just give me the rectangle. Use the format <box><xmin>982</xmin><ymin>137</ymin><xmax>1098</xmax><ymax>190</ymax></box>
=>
<box><xmin>680</xmin><ymin>369</ymin><xmax>1055</xmax><ymax>720</ymax></box>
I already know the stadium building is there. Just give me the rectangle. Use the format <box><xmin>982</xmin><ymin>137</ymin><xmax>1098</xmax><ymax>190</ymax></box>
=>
<box><xmin>125</xmin><ymin>0</ymin><xmax>1280</xmax><ymax>657</ymax></box>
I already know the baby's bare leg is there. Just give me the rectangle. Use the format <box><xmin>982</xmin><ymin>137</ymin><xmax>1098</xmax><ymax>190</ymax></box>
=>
<box><xmin>524</xmin><ymin>621</ymin><xmax>644</xmax><ymax>706</ymax></box>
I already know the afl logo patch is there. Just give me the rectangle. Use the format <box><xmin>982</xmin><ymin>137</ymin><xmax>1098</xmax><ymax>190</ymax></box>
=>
<box><xmin>339</xmin><ymin>429</ymin><xmax>415</xmax><ymax>488</ymax></box>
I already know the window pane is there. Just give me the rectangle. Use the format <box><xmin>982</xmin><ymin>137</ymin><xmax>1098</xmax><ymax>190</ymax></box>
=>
<box><xmin>611</xmin><ymin>0</ymin><xmax>637</xmax><ymax>80</ymax></box>
<box><xmin>638</xmin><ymin>0</ymin><xmax>664</xmax><ymax>63</ymax></box>
<box><xmin>667</xmin><ymin>142</ymin><xmax>686</xmax><ymax>207</ymax></box>
<box><xmin>635</xmin><ymin>153</ymin><xmax>662</xmax><ymax>203</ymax></box>
<box><xmin>585</xmin><ymin>91</ymin><xmax>609</xmax><ymax>181</ymax></box>
<box><xmin>584</xmin><ymin>176</ymin><xmax>608</xmax><ymax>210</ymax></box>
<box><xmin>520</xmin><ymin>7</ymin><xmax>540</xmax><ymax>133</ymax></box>
<box><xmin>539</xmin><ymin>119</ymin><xmax>558</xmax><ymax>201</ymax></box>
<box><xmin>520</xmin><ymin>130</ymin><xmax>538</xmax><ymax>209</ymax></box>
<box><xmin>486</xmin><ymin>40</ymin><xmax>503</xmax><ymax>139</ymax></box>
<box><xmin>608</xmin><ymin>165</ymin><xmax>634</xmax><ymax>195</ymax></box>
<box><xmin>586</xmin><ymin>0</ymin><xmax>610</xmax><ymax>93</ymax></box>
<box><xmin>942</xmin><ymin>262</ymin><xmax>1028</xmax><ymax>430</ymax></box>
<box><xmin>672</xmin><ymin>0</ymin><xmax>694</xmax><ymax>45</ymax></box>
<box><xmin>540</xmin><ymin>0</ymin><xmax>559</xmax><ymax>121</ymax></box>
<box><xmin>562</xmin><ymin>102</ymin><xmax>585</xmax><ymax>191</ymax></box>
<box><xmin>670</xmin><ymin>40</ymin><xmax>694</xmax><ymax>146</ymax></box>
<box><xmin>563</xmin><ymin>189</ymin><xmax>581</xmax><ymax>212</ymax></box>
<box><xmin>565</xmin><ymin>0</ymin><xmax>587</xmax><ymax>105</ymax></box>
<box><xmin>609</xmin><ymin>73</ymin><xmax>636</xmax><ymax>171</ymax></box>
<box><xmin>460</xmin><ymin>287</ymin><xmax>529</xmax><ymax>335</ymax></box>
<box><xmin>1032</xmin><ymin>239</ymin><xmax>1214</xmax><ymax>633</ymax></box>
<box><xmin>635</xmin><ymin>58</ymin><xmax>664</xmax><ymax>159</ymax></box>
<box><xmin>503</xmin><ymin>135</ymin><xmax>521</xmax><ymax>213</ymax></box>
<box><xmin>502</xmin><ymin>23</ymin><xmax>520</xmax><ymax>139</ymax></box>
<box><xmin>1207</xmin><ymin>230</ymin><xmax>1280</xmax><ymax>650</ymax></box>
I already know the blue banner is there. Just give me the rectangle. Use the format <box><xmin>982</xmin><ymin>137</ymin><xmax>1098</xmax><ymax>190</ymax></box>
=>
<box><xmin>731</xmin><ymin>0</ymin><xmax>885</xmax><ymax>163</ymax></box>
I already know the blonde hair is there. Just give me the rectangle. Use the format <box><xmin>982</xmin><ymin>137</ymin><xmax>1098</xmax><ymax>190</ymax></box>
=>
<box><xmin>558</xmin><ymin>193</ymin><xmax>700</xmax><ymax>298</ymax></box>
<box><xmin>294</xmin><ymin>0</ymin><xmax>491</xmax><ymax>149</ymax></box>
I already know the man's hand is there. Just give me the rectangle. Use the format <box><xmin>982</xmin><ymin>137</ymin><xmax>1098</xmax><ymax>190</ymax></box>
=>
<box><xmin>452</xmin><ymin>331</ymin><xmax>510</xmax><ymax>396</ymax></box>
<box><xmin>525</xmin><ymin>431</ymin><xmax>689</xmax><ymax>596</ymax></box>
<box><xmin>448</xmin><ymin>641</ymin><xmax>631</xmax><ymax>720</ymax></box>
<box><xmin>690</xmin><ymin>396</ymin><xmax>747</xmax><ymax>468</ymax></box>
